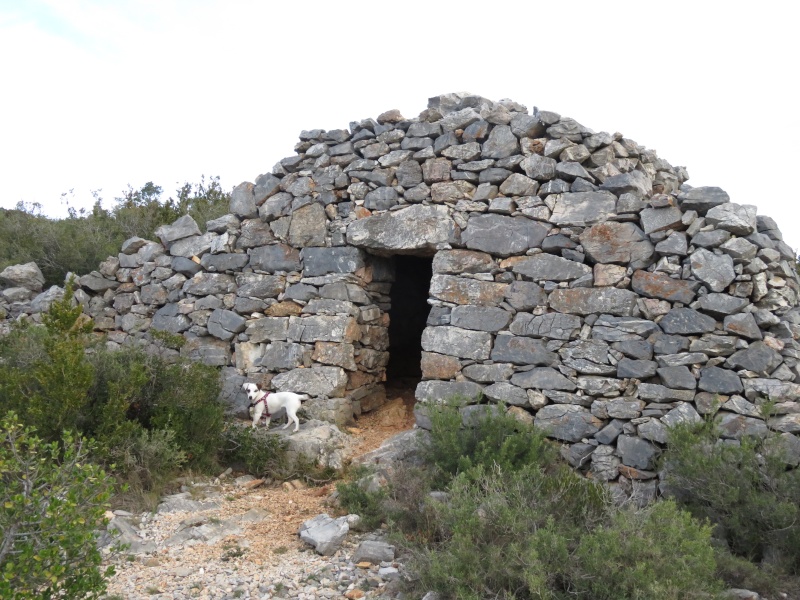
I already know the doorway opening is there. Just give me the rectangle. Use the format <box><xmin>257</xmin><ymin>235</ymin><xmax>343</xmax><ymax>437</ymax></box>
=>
<box><xmin>385</xmin><ymin>255</ymin><xmax>433</xmax><ymax>402</ymax></box>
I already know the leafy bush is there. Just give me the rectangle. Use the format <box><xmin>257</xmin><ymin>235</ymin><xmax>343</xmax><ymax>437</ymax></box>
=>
<box><xmin>0</xmin><ymin>284</ymin><xmax>94</xmax><ymax>442</ymax></box>
<box><xmin>662</xmin><ymin>420</ymin><xmax>800</xmax><ymax>572</ymax></box>
<box><xmin>335</xmin><ymin>466</ymin><xmax>389</xmax><ymax>530</ymax></box>
<box><xmin>0</xmin><ymin>177</ymin><xmax>230</xmax><ymax>287</ymax></box>
<box><xmin>220</xmin><ymin>423</ymin><xmax>290</xmax><ymax>479</ymax></box>
<box><xmin>1</xmin><ymin>291</ymin><xmax>225</xmax><ymax>497</ymax></box>
<box><xmin>421</xmin><ymin>402</ymin><xmax>560</xmax><ymax>487</ymax></box>
<box><xmin>575</xmin><ymin>500</ymin><xmax>721</xmax><ymax>600</ymax></box>
<box><xmin>408</xmin><ymin>463</ymin><xmax>610</xmax><ymax>600</ymax></box>
<box><xmin>0</xmin><ymin>412</ymin><xmax>115</xmax><ymax>600</ymax></box>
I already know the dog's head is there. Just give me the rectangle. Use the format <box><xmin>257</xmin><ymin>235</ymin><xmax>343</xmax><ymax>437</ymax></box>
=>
<box><xmin>242</xmin><ymin>382</ymin><xmax>262</xmax><ymax>403</ymax></box>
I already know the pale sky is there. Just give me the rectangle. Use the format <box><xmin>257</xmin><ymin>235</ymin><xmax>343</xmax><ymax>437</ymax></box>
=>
<box><xmin>1</xmin><ymin>1</ymin><xmax>798</xmax><ymax>251</ymax></box>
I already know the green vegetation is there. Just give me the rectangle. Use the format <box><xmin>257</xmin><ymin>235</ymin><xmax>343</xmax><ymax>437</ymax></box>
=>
<box><xmin>337</xmin><ymin>401</ymin><xmax>800</xmax><ymax>599</ymax></box>
<box><xmin>0</xmin><ymin>412</ymin><xmax>115</xmax><ymax>600</ymax></box>
<box><xmin>0</xmin><ymin>177</ymin><xmax>230</xmax><ymax>286</ymax></box>
<box><xmin>662</xmin><ymin>419</ymin><xmax>800</xmax><ymax>574</ymax></box>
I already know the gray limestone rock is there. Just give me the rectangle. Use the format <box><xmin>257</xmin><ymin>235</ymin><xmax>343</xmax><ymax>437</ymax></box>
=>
<box><xmin>617</xmin><ymin>435</ymin><xmax>658</xmax><ymax>470</ymax></box>
<box><xmin>299</xmin><ymin>514</ymin><xmax>349</xmax><ymax>556</ymax></box>
<box><xmin>659</xmin><ymin>308</ymin><xmax>717</xmax><ymax>335</ymax></box>
<box><xmin>640</xmin><ymin>206</ymin><xmax>683</xmax><ymax>235</ymax></box>
<box><xmin>155</xmin><ymin>215</ymin><xmax>201</xmax><ymax>247</ymax></box>
<box><xmin>483</xmin><ymin>382</ymin><xmax>529</xmax><ymax>406</ymax></box>
<box><xmin>520</xmin><ymin>154</ymin><xmax>556</xmax><ymax>180</ymax></box>
<box><xmin>512</xmin><ymin>254</ymin><xmax>590</xmax><ymax>281</ymax></box>
<box><xmin>677</xmin><ymin>186</ymin><xmax>730</xmax><ymax>214</ymax></box>
<box><xmin>273</xmin><ymin>366</ymin><xmax>347</xmax><ymax>397</ymax></box>
<box><xmin>302</xmin><ymin>247</ymin><xmax>365</xmax><ymax>277</ymax></box>
<box><xmin>723</xmin><ymin>313</ymin><xmax>762</xmax><ymax>340</ymax></box>
<box><xmin>509</xmin><ymin>312</ymin><xmax>582</xmax><ymax>340</ymax></box>
<box><xmin>0</xmin><ymin>262</ymin><xmax>45</xmax><ymax>292</ymax></box>
<box><xmin>689</xmin><ymin>248</ymin><xmax>736</xmax><ymax>293</ymax></box>
<box><xmin>579</xmin><ymin>222</ymin><xmax>654</xmax><ymax>268</ymax></box>
<box><xmin>491</xmin><ymin>335</ymin><xmax>558</xmax><ymax>365</ymax></box>
<box><xmin>717</xmin><ymin>413</ymin><xmax>769</xmax><ymax>440</ymax></box>
<box><xmin>631</xmin><ymin>270</ymin><xmax>698</xmax><ymax>304</ymax></box>
<box><xmin>481</xmin><ymin>125</ymin><xmax>519</xmax><ymax>159</ymax></box>
<box><xmin>230</xmin><ymin>182</ymin><xmax>258</xmax><ymax>218</ymax></box>
<box><xmin>550</xmin><ymin>191</ymin><xmax>617</xmax><ymax>226</ymax></box>
<box><xmin>450</xmin><ymin>305</ymin><xmax>511</xmax><ymax>332</ymax></box>
<box><xmin>415</xmin><ymin>380</ymin><xmax>484</xmax><ymax>404</ymax></box>
<box><xmin>504</xmin><ymin>280</ymin><xmax>548</xmax><ymax>310</ymax></box>
<box><xmin>151</xmin><ymin>303</ymin><xmax>191</xmax><ymax>333</ymax></box>
<box><xmin>429</xmin><ymin>274</ymin><xmax>508</xmax><ymax>307</ymax></box>
<box><xmin>181</xmin><ymin>336</ymin><xmax>231</xmax><ymax>366</ymax></box>
<box><xmin>534</xmin><ymin>405</ymin><xmax>602</xmax><ymax>442</ymax></box>
<box><xmin>462</xmin><ymin>363</ymin><xmax>514</xmax><ymax>382</ymax></box>
<box><xmin>617</xmin><ymin>358</ymin><xmax>658</xmax><ymax>379</ymax></box>
<box><xmin>726</xmin><ymin>342</ymin><xmax>783</xmax><ymax>376</ymax></box>
<box><xmin>693</xmin><ymin>293</ymin><xmax>749</xmax><ymax>318</ymax></box>
<box><xmin>421</xmin><ymin>326</ymin><xmax>492</xmax><ymax>360</ymax></box>
<box><xmin>549</xmin><ymin>288</ymin><xmax>638</xmax><ymax>317</ymax></box>
<box><xmin>637</xmin><ymin>384</ymin><xmax>695</xmax><ymax>403</ymax></box>
<box><xmin>462</xmin><ymin>214</ymin><xmax>549</xmax><ymax>257</ymax></box>
<box><xmin>433</xmin><ymin>250</ymin><xmax>494</xmax><ymax>274</ymax></box>
<box><xmin>657</xmin><ymin>366</ymin><xmax>696</xmax><ymax>390</ymax></box>
<box><xmin>347</xmin><ymin>205</ymin><xmax>457</xmax><ymax>256</ymax></box>
<box><xmin>705</xmin><ymin>203</ymin><xmax>758</xmax><ymax>236</ymax></box>
<box><xmin>511</xmin><ymin>367</ymin><xmax>577</xmax><ymax>391</ymax></box>
<box><xmin>207</xmin><ymin>309</ymin><xmax>247</xmax><ymax>341</ymax></box>
<box><xmin>600</xmin><ymin>170</ymin><xmax>652</xmax><ymax>197</ymax></box>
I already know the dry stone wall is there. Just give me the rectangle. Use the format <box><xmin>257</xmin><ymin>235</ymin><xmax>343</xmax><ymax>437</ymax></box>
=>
<box><xmin>3</xmin><ymin>92</ymin><xmax>800</xmax><ymax>495</ymax></box>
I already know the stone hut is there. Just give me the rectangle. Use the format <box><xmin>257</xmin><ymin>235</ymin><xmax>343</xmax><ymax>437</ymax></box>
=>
<box><xmin>3</xmin><ymin>92</ymin><xmax>800</xmax><ymax>495</ymax></box>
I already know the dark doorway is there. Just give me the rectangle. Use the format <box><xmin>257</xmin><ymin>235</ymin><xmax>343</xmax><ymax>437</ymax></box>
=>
<box><xmin>385</xmin><ymin>255</ymin><xmax>433</xmax><ymax>388</ymax></box>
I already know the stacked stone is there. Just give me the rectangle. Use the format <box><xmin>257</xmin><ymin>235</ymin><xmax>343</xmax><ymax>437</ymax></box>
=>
<box><xmin>2</xmin><ymin>93</ymin><xmax>799</xmax><ymax>494</ymax></box>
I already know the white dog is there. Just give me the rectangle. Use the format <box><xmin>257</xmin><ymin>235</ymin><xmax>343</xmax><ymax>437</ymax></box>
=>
<box><xmin>243</xmin><ymin>383</ymin><xmax>308</xmax><ymax>433</ymax></box>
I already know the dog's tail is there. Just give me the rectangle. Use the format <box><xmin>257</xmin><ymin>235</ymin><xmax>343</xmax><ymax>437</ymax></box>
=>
<box><xmin>298</xmin><ymin>394</ymin><xmax>311</xmax><ymax>402</ymax></box>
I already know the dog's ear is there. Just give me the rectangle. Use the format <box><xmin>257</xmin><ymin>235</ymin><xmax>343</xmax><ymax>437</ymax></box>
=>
<box><xmin>256</xmin><ymin>383</ymin><xmax>263</xmax><ymax>391</ymax></box>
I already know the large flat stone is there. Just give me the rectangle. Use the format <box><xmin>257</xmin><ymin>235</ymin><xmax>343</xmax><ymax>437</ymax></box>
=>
<box><xmin>631</xmin><ymin>270</ymin><xmax>699</xmax><ymax>304</ymax></box>
<box><xmin>658</xmin><ymin>308</ymin><xmax>716</xmax><ymax>335</ymax></box>
<box><xmin>549</xmin><ymin>191</ymin><xmax>617</xmax><ymax>226</ymax></box>
<box><xmin>421</xmin><ymin>326</ymin><xmax>492</xmax><ymax>360</ymax></box>
<box><xmin>462</xmin><ymin>214</ymin><xmax>549</xmax><ymax>257</ymax></box>
<box><xmin>346</xmin><ymin>204</ymin><xmax>458</xmax><ymax>256</ymax></box>
<box><xmin>689</xmin><ymin>248</ymin><xmax>735</xmax><ymax>293</ymax></box>
<box><xmin>579</xmin><ymin>222</ymin><xmax>654</xmax><ymax>268</ymax></box>
<box><xmin>534</xmin><ymin>405</ymin><xmax>602</xmax><ymax>442</ymax></box>
<box><xmin>429</xmin><ymin>274</ymin><xmax>508</xmax><ymax>306</ymax></box>
<box><xmin>511</xmin><ymin>254</ymin><xmax>591</xmax><ymax>281</ymax></box>
<box><xmin>549</xmin><ymin>288</ymin><xmax>638</xmax><ymax>316</ymax></box>
<box><xmin>490</xmin><ymin>335</ymin><xmax>558</xmax><ymax>365</ymax></box>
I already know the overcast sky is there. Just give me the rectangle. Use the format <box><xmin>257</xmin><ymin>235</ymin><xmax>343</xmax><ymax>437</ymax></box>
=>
<box><xmin>1</xmin><ymin>1</ymin><xmax>798</xmax><ymax>251</ymax></box>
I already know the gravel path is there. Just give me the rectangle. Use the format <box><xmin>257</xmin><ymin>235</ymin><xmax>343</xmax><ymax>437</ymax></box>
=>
<box><xmin>102</xmin><ymin>396</ymin><xmax>415</xmax><ymax>600</ymax></box>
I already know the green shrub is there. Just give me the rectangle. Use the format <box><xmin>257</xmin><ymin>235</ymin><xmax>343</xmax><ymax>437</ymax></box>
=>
<box><xmin>662</xmin><ymin>420</ymin><xmax>800</xmax><ymax>572</ymax></box>
<box><xmin>408</xmin><ymin>463</ymin><xmax>610</xmax><ymax>600</ymax></box>
<box><xmin>421</xmin><ymin>402</ymin><xmax>560</xmax><ymax>487</ymax></box>
<box><xmin>336</xmin><ymin>466</ymin><xmax>388</xmax><ymax>530</ymax></box>
<box><xmin>220</xmin><ymin>423</ymin><xmax>290</xmax><ymax>479</ymax></box>
<box><xmin>575</xmin><ymin>500</ymin><xmax>721</xmax><ymax>600</ymax></box>
<box><xmin>0</xmin><ymin>412</ymin><xmax>115</xmax><ymax>600</ymax></box>
<box><xmin>0</xmin><ymin>284</ymin><xmax>94</xmax><ymax>442</ymax></box>
<box><xmin>87</xmin><ymin>346</ymin><xmax>224</xmax><ymax>472</ymax></box>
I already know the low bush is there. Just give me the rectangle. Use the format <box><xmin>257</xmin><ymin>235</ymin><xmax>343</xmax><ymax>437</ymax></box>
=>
<box><xmin>0</xmin><ymin>412</ymin><xmax>115</xmax><ymax>600</ymax></box>
<box><xmin>220</xmin><ymin>423</ymin><xmax>290</xmax><ymax>479</ymax></box>
<box><xmin>421</xmin><ymin>402</ymin><xmax>560</xmax><ymax>488</ymax></box>
<box><xmin>662</xmin><ymin>419</ymin><xmax>800</xmax><ymax>573</ymax></box>
<box><xmin>575</xmin><ymin>500</ymin><xmax>721</xmax><ymax>600</ymax></box>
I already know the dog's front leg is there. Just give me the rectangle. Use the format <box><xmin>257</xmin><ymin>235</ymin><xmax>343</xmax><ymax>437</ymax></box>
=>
<box><xmin>251</xmin><ymin>404</ymin><xmax>263</xmax><ymax>428</ymax></box>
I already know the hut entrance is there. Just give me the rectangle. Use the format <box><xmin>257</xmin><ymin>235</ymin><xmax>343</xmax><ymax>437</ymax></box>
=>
<box><xmin>385</xmin><ymin>255</ymin><xmax>432</xmax><ymax>401</ymax></box>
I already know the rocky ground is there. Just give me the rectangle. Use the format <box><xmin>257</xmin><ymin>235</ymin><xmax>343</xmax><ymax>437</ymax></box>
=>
<box><xmin>102</xmin><ymin>391</ymin><xmax>416</xmax><ymax>600</ymax></box>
